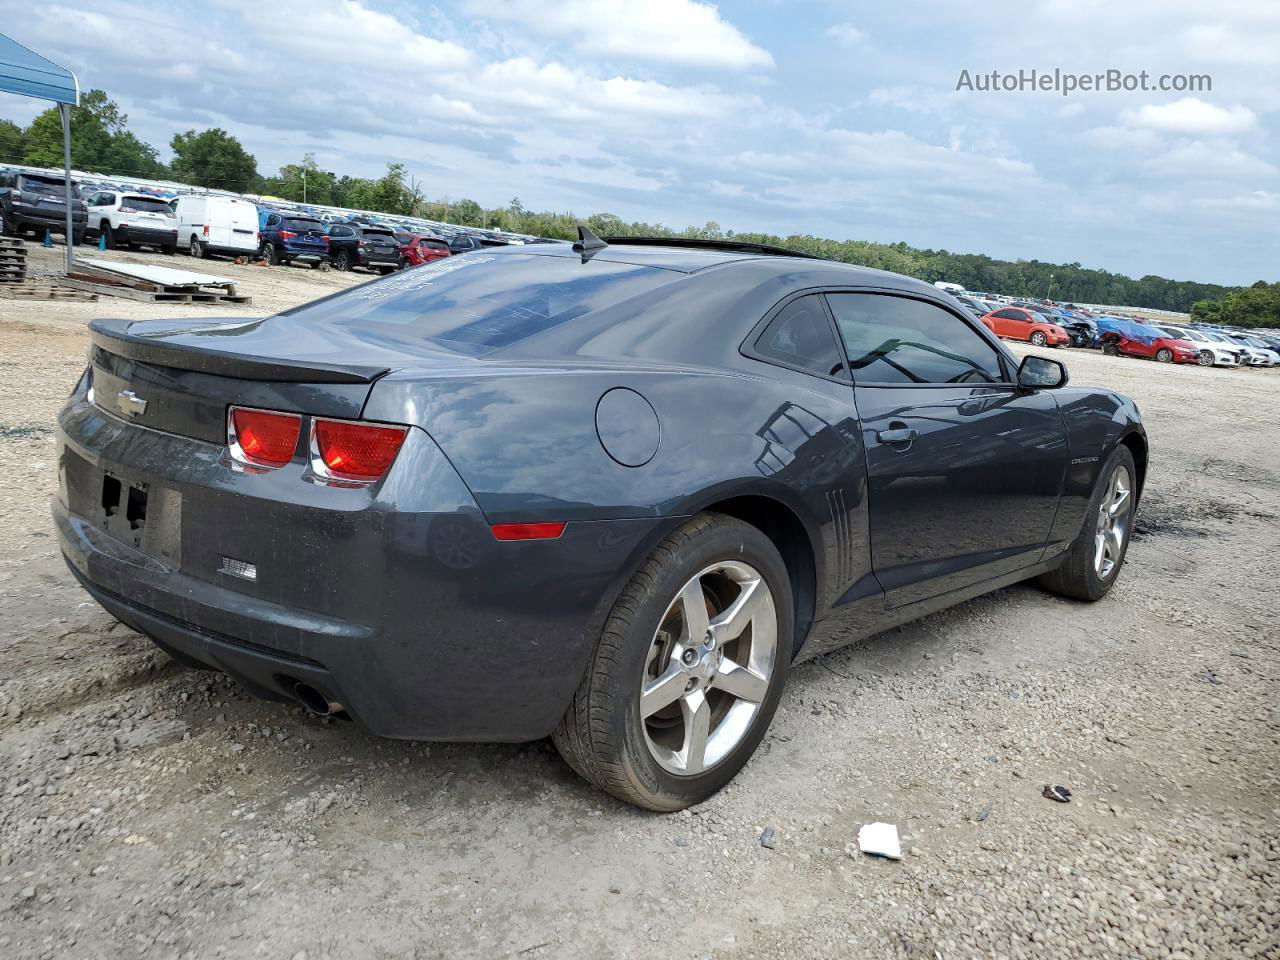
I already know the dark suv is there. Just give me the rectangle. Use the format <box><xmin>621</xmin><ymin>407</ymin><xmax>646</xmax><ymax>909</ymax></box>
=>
<box><xmin>258</xmin><ymin>213</ymin><xmax>329</xmax><ymax>267</ymax></box>
<box><xmin>325</xmin><ymin>223</ymin><xmax>402</xmax><ymax>273</ymax></box>
<box><xmin>0</xmin><ymin>171</ymin><xmax>87</xmax><ymax>244</ymax></box>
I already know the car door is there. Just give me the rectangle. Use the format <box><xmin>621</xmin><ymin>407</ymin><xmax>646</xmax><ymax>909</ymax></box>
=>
<box><xmin>988</xmin><ymin>308</ymin><xmax>1020</xmax><ymax>339</ymax></box>
<box><xmin>827</xmin><ymin>291</ymin><xmax>1069</xmax><ymax>608</ymax></box>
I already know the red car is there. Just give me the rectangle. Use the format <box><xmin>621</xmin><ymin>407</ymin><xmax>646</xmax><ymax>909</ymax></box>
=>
<box><xmin>1099</xmin><ymin>324</ymin><xmax>1200</xmax><ymax>363</ymax></box>
<box><xmin>979</xmin><ymin>307</ymin><xmax>1071</xmax><ymax>347</ymax></box>
<box><xmin>396</xmin><ymin>233</ymin><xmax>452</xmax><ymax>267</ymax></box>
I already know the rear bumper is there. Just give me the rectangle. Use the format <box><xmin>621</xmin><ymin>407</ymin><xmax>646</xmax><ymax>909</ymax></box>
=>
<box><xmin>118</xmin><ymin>225</ymin><xmax>178</xmax><ymax>245</ymax></box>
<box><xmin>12</xmin><ymin>206</ymin><xmax>86</xmax><ymax>230</ymax></box>
<box><xmin>54</xmin><ymin>394</ymin><xmax>668</xmax><ymax>740</ymax></box>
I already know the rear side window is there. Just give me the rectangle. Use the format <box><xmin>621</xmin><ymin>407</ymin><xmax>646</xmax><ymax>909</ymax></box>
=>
<box><xmin>753</xmin><ymin>295</ymin><xmax>848</xmax><ymax>381</ymax></box>
<box><xmin>993</xmin><ymin>309</ymin><xmax>1022</xmax><ymax>320</ymax></box>
<box><xmin>278</xmin><ymin>253</ymin><xmax>675</xmax><ymax>357</ymax></box>
<box><xmin>828</xmin><ymin>293</ymin><xmax>1004</xmax><ymax>385</ymax></box>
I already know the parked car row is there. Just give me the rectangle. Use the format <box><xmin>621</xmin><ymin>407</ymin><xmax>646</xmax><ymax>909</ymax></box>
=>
<box><xmin>936</xmin><ymin>284</ymin><xmax>1278</xmax><ymax>370</ymax></box>
<box><xmin>0</xmin><ymin>166</ymin><xmax>529</xmax><ymax>273</ymax></box>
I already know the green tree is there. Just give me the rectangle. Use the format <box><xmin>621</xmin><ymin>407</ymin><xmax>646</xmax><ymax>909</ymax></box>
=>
<box><xmin>260</xmin><ymin>153</ymin><xmax>337</xmax><ymax>205</ymax></box>
<box><xmin>170</xmin><ymin>128</ymin><xmax>258</xmax><ymax>193</ymax></box>
<box><xmin>0</xmin><ymin>119</ymin><xmax>24</xmax><ymax>164</ymax></box>
<box><xmin>19</xmin><ymin>90</ymin><xmax>164</xmax><ymax>176</ymax></box>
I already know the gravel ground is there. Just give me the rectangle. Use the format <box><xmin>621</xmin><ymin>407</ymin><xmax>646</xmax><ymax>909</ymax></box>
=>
<box><xmin>1</xmin><ymin>242</ymin><xmax>1278</xmax><ymax>959</ymax></box>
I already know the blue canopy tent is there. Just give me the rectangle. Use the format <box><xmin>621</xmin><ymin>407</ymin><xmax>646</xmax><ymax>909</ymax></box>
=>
<box><xmin>0</xmin><ymin>33</ymin><xmax>79</xmax><ymax>273</ymax></box>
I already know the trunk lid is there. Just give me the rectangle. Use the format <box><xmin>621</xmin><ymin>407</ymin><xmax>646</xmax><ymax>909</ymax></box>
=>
<box><xmin>87</xmin><ymin>315</ymin><xmax>436</xmax><ymax>444</ymax></box>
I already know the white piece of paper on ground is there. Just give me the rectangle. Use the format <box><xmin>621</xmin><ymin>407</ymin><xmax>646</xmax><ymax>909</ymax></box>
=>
<box><xmin>857</xmin><ymin>822</ymin><xmax>902</xmax><ymax>860</ymax></box>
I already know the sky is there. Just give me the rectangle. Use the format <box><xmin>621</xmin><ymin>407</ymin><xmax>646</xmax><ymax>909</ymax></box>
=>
<box><xmin>0</xmin><ymin>0</ymin><xmax>1276</xmax><ymax>286</ymax></box>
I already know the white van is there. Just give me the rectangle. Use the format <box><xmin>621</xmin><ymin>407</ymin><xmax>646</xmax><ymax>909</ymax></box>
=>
<box><xmin>172</xmin><ymin>195</ymin><xmax>259</xmax><ymax>259</ymax></box>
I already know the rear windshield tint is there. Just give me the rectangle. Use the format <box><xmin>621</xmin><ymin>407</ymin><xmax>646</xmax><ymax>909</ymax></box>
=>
<box><xmin>362</xmin><ymin>229</ymin><xmax>395</xmax><ymax>240</ymax></box>
<box><xmin>286</xmin><ymin>218</ymin><xmax>323</xmax><ymax>232</ymax></box>
<box><xmin>125</xmin><ymin>197</ymin><xmax>175</xmax><ymax>215</ymax></box>
<box><xmin>22</xmin><ymin>174</ymin><xmax>79</xmax><ymax>197</ymax></box>
<box><xmin>278</xmin><ymin>253</ymin><xmax>673</xmax><ymax>356</ymax></box>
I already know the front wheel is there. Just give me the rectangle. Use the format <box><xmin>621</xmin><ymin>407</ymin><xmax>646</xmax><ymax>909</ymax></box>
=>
<box><xmin>1029</xmin><ymin>331</ymin><xmax>1048</xmax><ymax>346</ymax></box>
<box><xmin>1155</xmin><ymin>348</ymin><xmax>1173</xmax><ymax>363</ymax></box>
<box><xmin>1038</xmin><ymin>445</ymin><xmax>1137</xmax><ymax>601</ymax></box>
<box><xmin>553</xmin><ymin>514</ymin><xmax>793</xmax><ymax>811</ymax></box>
<box><xmin>1197</xmin><ymin>351</ymin><xmax>1214</xmax><ymax>366</ymax></box>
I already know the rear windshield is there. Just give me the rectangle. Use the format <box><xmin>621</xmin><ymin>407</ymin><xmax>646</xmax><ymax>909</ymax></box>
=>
<box><xmin>278</xmin><ymin>253</ymin><xmax>673</xmax><ymax>356</ymax></box>
<box><xmin>362</xmin><ymin>228</ymin><xmax>395</xmax><ymax>240</ymax></box>
<box><xmin>21</xmin><ymin>174</ymin><xmax>80</xmax><ymax>197</ymax></box>
<box><xmin>286</xmin><ymin>218</ymin><xmax>323</xmax><ymax>232</ymax></box>
<box><xmin>124</xmin><ymin>196</ymin><xmax>175</xmax><ymax>215</ymax></box>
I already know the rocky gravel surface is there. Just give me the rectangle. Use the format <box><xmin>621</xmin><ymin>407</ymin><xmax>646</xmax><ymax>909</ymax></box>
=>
<box><xmin>1</xmin><ymin>245</ymin><xmax>1277</xmax><ymax>958</ymax></box>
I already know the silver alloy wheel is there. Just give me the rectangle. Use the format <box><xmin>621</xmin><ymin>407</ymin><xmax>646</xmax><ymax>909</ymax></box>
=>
<box><xmin>1156</xmin><ymin>348</ymin><xmax>1172</xmax><ymax>362</ymax></box>
<box><xmin>1198</xmin><ymin>351</ymin><xmax>1213</xmax><ymax>366</ymax></box>
<box><xmin>1094</xmin><ymin>463</ymin><xmax>1133</xmax><ymax>579</ymax></box>
<box><xmin>1030</xmin><ymin>332</ymin><xmax>1047</xmax><ymax>346</ymax></box>
<box><xmin>640</xmin><ymin>560</ymin><xmax>777</xmax><ymax>776</ymax></box>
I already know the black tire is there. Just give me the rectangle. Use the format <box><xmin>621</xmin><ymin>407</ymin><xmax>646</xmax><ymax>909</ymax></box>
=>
<box><xmin>189</xmin><ymin>236</ymin><xmax>206</xmax><ymax>258</ymax></box>
<box><xmin>1037</xmin><ymin>445</ymin><xmax>1137</xmax><ymax>602</ymax></box>
<box><xmin>377</xmin><ymin>266</ymin><xmax>395</xmax><ymax>275</ymax></box>
<box><xmin>72</xmin><ymin>229</ymin><xmax>85</xmax><ymax>246</ymax></box>
<box><xmin>553</xmin><ymin>513</ymin><xmax>793</xmax><ymax>811</ymax></box>
<box><xmin>161</xmin><ymin>243</ymin><xmax>176</xmax><ymax>256</ymax></box>
<box><xmin>334</xmin><ymin>250</ymin><xmax>350</xmax><ymax>271</ymax></box>
<box><xmin>1029</xmin><ymin>331</ymin><xmax>1048</xmax><ymax>347</ymax></box>
<box><xmin>1102</xmin><ymin>343</ymin><xmax>1119</xmax><ymax>356</ymax></box>
<box><xmin>260</xmin><ymin>242</ymin><xmax>278</xmax><ymax>266</ymax></box>
<box><xmin>1155</xmin><ymin>348</ymin><xmax>1173</xmax><ymax>363</ymax></box>
<box><xmin>100</xmin><ymin>222</ymin><xmax>114</xmax><ymax>249</ymax></box>
<box><xmin>1197</xmin><ymin>351</ymin><xmax>1213</xmax><ymax>366</ymax></box>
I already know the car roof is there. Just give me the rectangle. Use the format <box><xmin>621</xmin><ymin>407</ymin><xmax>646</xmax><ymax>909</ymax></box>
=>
<box><xmin>488</xmin><ymin>238</ymin><xmax>939</xmax><ymax>291</ymax></box>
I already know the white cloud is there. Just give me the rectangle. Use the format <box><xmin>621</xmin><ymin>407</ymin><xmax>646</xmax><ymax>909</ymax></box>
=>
<box><xmin>1083</xmin><ymin>125</ymin><xmax>1163</xmax><ymax>152</ymax></box>
<box><xmin>1145</xmin><ymin>140</ymin><xmax>1277</xmax><ymax>178</ymax></box>
<box><xmin>825</xmin><ymin>23</ymin><xmax>867</xmax><ymax>47</ymax></box>
<box><xmin>1123</xmin><ymin>98</ymin><xmax>1257</xmax><ymax>135</ymax></box>
<box><xmin>466</xmin><ymin>0</ymin><xmax>774</xmax><ymax>70</ymax></box>
<box><xmin>1057</xmin><ymin>103</ymin><xmax>1085</xmax><ymax>119</ymax></box>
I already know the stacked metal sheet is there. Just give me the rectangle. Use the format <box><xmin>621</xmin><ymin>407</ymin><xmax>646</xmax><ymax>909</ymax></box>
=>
<box><xmin>0</xmin><ymin>237</ymin><xmax>26</xmax><ymax>283</ymax></box>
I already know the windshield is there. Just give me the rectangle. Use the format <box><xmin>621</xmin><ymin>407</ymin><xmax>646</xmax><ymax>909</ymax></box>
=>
<box><xmin>1160</xmin><ymin>327</ymin><xmax>1197</xmax><ymax>341</ymax></box>
<box><xmin>278</xmin><ymin>253</ymin><xmax>675</xmax><ymax>357</ymax></box>
<box><xmin>21</xmin><ymin>174</ymin><xmax>80</xmax><ymax>198</ymax></box>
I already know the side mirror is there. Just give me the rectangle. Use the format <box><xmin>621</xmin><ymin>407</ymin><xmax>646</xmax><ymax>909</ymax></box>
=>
<box><xmin>1017</xmin><ymin>355</ymin><xmax>1068</xmax><ymax>390</ymax></box>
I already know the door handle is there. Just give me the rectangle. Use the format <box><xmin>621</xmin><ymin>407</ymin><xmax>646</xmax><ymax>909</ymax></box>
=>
<box><xmin>876</xmin><ymin>427</ymin><xmax>918</xmax><ymax>445</ymax></box>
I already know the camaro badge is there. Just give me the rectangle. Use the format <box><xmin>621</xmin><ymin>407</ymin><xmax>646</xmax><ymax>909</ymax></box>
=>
<box><xmin>115</xmin><ymin>390</ymin><xmax>148</xmax><ymax>417</ymax></box>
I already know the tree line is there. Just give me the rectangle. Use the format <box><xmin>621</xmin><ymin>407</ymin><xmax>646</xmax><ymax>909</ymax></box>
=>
<box><xmin>2</xmin><ymin>90</ymin><xmax>1268</xmax><ymax>317</ymax></box>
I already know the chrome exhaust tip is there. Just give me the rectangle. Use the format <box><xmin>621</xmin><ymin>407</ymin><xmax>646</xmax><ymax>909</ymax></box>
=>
<box><xmin>292</xmin><ymin>681</ymin><xmax>344</xmax><ymax>718</ymax></box>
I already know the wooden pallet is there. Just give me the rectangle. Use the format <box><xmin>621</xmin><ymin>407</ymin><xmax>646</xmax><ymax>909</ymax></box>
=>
<box><xmin>57</xmin><ymin>276</ymin><xmax>248</xmax><ymax>303</ymax></box>
<box><xmin>0</xmin><ymin>281</ymin><xmax>97</xmax><ymax>302</ymax></box>
<box><xmin>56</xmin><ymin>261</ymin><xmax>252</xmax><ymax>305</ymax></box>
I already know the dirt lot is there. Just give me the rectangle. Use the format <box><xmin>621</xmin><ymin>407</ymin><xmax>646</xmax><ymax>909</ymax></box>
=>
<box><xmin>2</xmin><ymin>242</ymin><xmax>1277</xmax><ymax>959</ymax></box>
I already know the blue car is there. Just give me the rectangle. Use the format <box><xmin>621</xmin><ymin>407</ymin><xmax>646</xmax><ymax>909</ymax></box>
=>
<box><xmin>257</xmin><ymin>211</ymin><xmax>330</xmax><ymax>267</ymax></box>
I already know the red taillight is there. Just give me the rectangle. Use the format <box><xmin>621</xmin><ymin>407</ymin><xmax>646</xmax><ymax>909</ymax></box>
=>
<box><xmin>490</xmin><ymin>522</ymin><xmax>567</xmax><ymax>541</ymax></box>
<box><xmin>312</xmin><ymin>419</ymin><xmax>407</xmax><ymax>482</ymax></box>
<box><xmin>202</xmin><ymin>224</ymin><xmax>209</xmax><ymax>237</ymax></box>
<box><xmin>229</xmin><ymin>407</ymin><xmax>301</xmax><ymax>468</ymax></box>
<box><xmin>280</xmin><ymin>229</ymin><xmax>297</xmax><ymax>240</ymax></box>
<box><xmin>322</xmin><ymin>235</ymin><xmax>330</xmax><ymax>245</ymax></box>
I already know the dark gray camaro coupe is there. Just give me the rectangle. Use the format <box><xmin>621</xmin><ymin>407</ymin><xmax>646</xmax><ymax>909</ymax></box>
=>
<box><xmin>55</xmin><ymin>234</ymin><xmax>1145</xmax><ymax>810</ymax></box>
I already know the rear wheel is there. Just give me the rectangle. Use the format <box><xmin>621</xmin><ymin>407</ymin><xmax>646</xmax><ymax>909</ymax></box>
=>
<box><xmin>1155</xmin><ymin>348</ymin><xmax>1173</xmax><ymax>363</ymax></box>
<box><xmin>100</xmin><ymin>221</ymin><xmax>114</xmax><ymax>248</ymax></box>
<box><xmin>161</xmin><ymin>243</ymin><xmax>176</xmax><ymax>256</ymax></box>
<box><xmin>1102</xmin><ymin>343</ymin><xmax>1119</xmax><ymax>356</ymax></box>
<box><xmin>334</xmin><ymin>250</ymin><xmax>351</xmax><ymax>271</ymax></box>
<box><xmin>1029</xmin><ymin>331</ymin><xmax>1048</xmax><ymax>346</ymax></box>
<box><xmin>189</xmin><ymin>236</ymin><xmax>206</xmax><ymax>258</ymax></box>
<box><xmin>260</xmin><ymin>242</ymin><xmax>277</xmax><ymax>265</ymax></box>
<box><xmin>553</xmin><ymin>514</ymin><xmax>792</xmax><ymax>811</ymax></box>
<box><xmin>1038</xmin><ymin>445</ymin><xmax>1136</xmax><ymax>601</ymax></box>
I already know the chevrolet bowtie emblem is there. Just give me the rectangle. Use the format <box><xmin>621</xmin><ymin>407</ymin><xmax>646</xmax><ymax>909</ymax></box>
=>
<box><xmin>115</xmin><ymin>390</ymin><xmax>148</xmax><ymax>417</ymax></box>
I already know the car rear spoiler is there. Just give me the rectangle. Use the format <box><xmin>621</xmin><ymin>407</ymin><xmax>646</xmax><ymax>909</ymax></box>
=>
<box><xmin>88</xmin><ymin>317</ymin><xmax>391</xmax><ymax>384</ymax></box>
